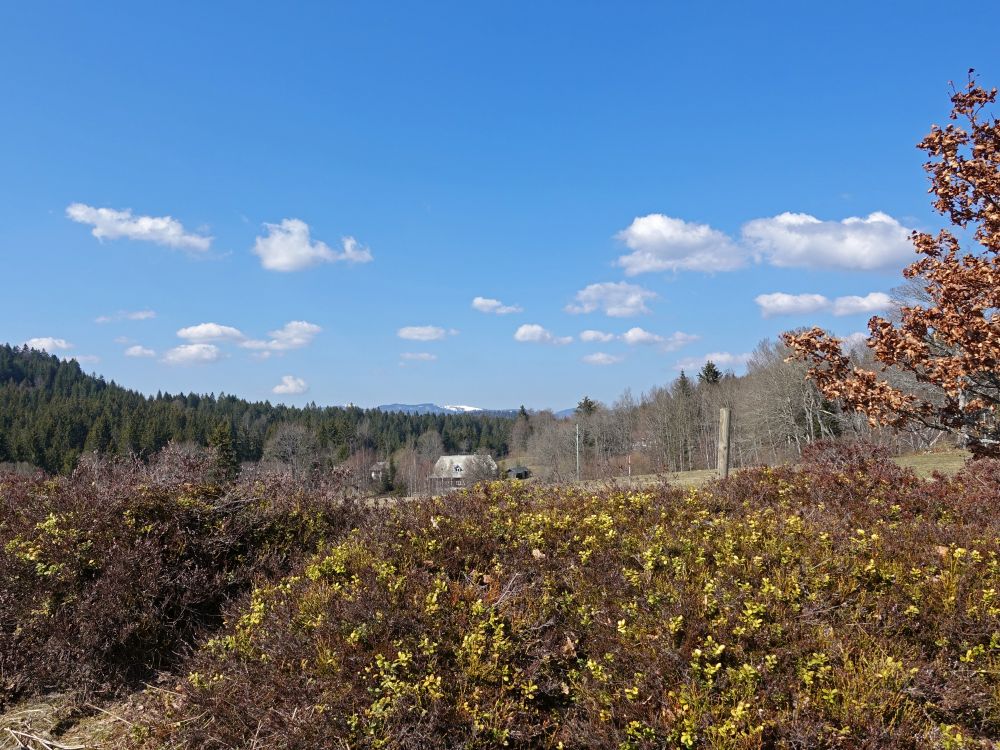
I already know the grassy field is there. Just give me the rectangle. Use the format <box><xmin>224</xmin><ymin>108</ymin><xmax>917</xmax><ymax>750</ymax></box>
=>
<box><xmin>892</xmin><ymin>449</ymin><xmax>970</xmax><ymax>477</ymax></box>
<box><xmin>575</xmin><ymin>449</ymin><xmax>972</xmax><ymax>490</ymax></box>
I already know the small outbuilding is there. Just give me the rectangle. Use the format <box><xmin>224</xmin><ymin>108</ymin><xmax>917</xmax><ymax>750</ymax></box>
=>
<box><xmin>370</xmin><ymin>461</ymin><xmax>388</xmax><ymax>484</ymax></box>
<box><xmin>429</xmin><ymin>454</ymin><xmax>497</xmax><ymax>493</ymax></box>
<box><xmin>506</xmin><ymin>465</ymin><xmax>532</xmax><ymax>480</ymax></box>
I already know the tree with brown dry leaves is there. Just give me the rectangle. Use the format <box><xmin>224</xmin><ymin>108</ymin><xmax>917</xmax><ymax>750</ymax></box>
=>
<box><xmin>784</xmin><ymin>71</ymin><xmax>1000</xmax><ymax>458</ymax></box>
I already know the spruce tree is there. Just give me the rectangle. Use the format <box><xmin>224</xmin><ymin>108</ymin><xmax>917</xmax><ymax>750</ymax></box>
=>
<box><xmin>209</xmin><ymin>421</ymin><xmax>239</xmax><ymax>483</ymax></box>
<box><xmin>698</xmin><ymin>360</ymin><xmax>722</xmax><ymax>385</ymax></box>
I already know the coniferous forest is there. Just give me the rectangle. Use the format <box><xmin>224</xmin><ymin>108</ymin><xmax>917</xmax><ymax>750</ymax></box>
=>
<box><xmin>0</xmin><ymin>345</ymin><xmax>513</xmax><ymax>475</ymax></box>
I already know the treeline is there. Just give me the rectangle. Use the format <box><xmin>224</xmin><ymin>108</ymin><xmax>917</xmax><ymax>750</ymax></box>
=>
<box><xmin>511</xmin><ymin>336</ymin><xmax>944</xmax><ymax>480</ymax></box>
<box><xmin>0</xmin><ymin>345</ymin><xmax>513</xmax><ymax>474</ymax></box>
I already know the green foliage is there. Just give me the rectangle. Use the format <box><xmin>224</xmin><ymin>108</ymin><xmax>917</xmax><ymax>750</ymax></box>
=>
<box><xmin>125</xmin><ymin>444</ymin><xmax>1000</xmax><ymax>748</ymax></box>
<box><xmin>576</xmin><ymin>395</ymin><xmax>599</xmax><ymax>416</ymax></box>
<box><xmin>208</xmin><ymin>420</ymin><xmax>239</xmax><ymax>482</ymax></box>
<box><xmin>0</xmin><ymin>344</ymin><xmax>513</xmax><ymax>474</ymax></box>
<box><xmin>698</xmin><ymin>361</ymin><xmax>722</xmax><ymax>385</ymax></box>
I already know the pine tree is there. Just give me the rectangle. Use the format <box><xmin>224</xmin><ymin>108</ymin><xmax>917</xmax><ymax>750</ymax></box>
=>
<box><xmin>209</xmin><ymin>421</ymin><xmax>239</xmax><ymax>483</ymax></box>
<box><xmin>698</xmin><ymin>361</ymin><xmax>722</xmax><ymax>385</ymax></box>
<box><xmin>576</xmin><ymin>396</ymin><xmax>598</xmax><ymax>417</ymax></box>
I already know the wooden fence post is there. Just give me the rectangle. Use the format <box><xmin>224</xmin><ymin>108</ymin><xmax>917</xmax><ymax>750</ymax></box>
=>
<box><xmin>717</xmin><ymin>407</ymin><xmax>732</xmax><ymax>480</ymax></box>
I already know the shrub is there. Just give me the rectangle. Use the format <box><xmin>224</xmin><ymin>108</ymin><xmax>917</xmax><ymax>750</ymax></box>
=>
<box><xmin>0</xmin><ymin>446</ymin><xmax>361</xmax><ymax>707</ymax></box>
<box><xmin>129</xmin><ymin>452</ymin><xmax>1000</xmax><ymax>748</ymax></box>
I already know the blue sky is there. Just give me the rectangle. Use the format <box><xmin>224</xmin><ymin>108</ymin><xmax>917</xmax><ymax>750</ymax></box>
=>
<box><xmin>2</xmin><ymin>2</ymin><xmax>997</xmax><ymax>409</ymax></box>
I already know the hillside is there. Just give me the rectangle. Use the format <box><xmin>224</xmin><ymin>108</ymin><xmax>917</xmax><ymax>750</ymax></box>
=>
<box><xmin>0</xmin><ymin>345</ymin><xmax>513</xmax><ymax>474</ymax></box>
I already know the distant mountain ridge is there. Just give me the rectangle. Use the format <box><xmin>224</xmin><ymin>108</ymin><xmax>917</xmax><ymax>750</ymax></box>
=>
<box><xmin>376</xmin><ymin>403</ymin><xmax>495</xmax><ymax>416</ymax></box>
<box><xmin>376</xmin><ymin>403</ymin><xmax>570</xmax><ymax>418</ymax></box>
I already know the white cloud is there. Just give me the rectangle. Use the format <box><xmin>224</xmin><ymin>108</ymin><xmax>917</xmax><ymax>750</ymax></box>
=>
<box><xmin>615</xmin><ymin>211</ymin><xmax>914</xmax><ymax>275</ymax></box>
<box><xmin>252</xmin><ymin>218</ymin><xmax>372</xmax><ymax>271</ymax></box>
<box><xmin>25</xmin><ymin>337</ymin><xmax>73</xmax><ymax>352</ymax></box>
<box><xmin>259</xmin><ymin>321</ymin><xmax>320</xmax><ymax>350</ymax></box>
<box><xmin>239</xmin><ymin>321</ymin><xmax>323</xmax><ymax>355</ymax></box>
<box><xmin>742</xmin><ymin>212</ymin><xmax>913</xmax><ymax>271</ymax></box>
<box><xmin>831</xmin><ymin>292</ymin><xmax>893</xmax><ymax>316</ymax></box>
<box><xmin>580</xmin><ymin>329</ymin><xmax>616</xmax><ymax>343</ymax></box>
<box><xmin>397</xmin><ymin>326</ymin><xmax>448</xmax><ymax>341</ymax></box>
<box><xmin>620</xmin><ymin>327</ymin><xmax>699</xmax><ymax>350</ymax></box>
<box><xmin>124</xmin><ymin>345</ymin><xmax>156</xmax><ymax>358</ymax></box>
<box><xmin>177</xmin><ymin>322</ymin><xmax>246</xmax><ymax>343</ymax></box>
<box><xmin>95</xmin><ymin>309</ymin><xmax>157</xmax><ymax>324</ymax></box>
<box><xmin>72</xmin><ymin>354</ymin><xmax>100</xmax><ymax>365</ymax></box>
<box><xmin>674</xmin><ymin>351</ymin><xmax>751</xmax><ymax>372</ymax></box>
<box><xmin>565</xmin><ymin>282</ymin><xmax>656</xmax><ymax>317</ymax></box>
<box><xmin>621</xmin><ymin>327</ymin><xmax>663</xmax><ymax>346</ymax></box>
<box><xmin>616</xmin><ymin>214</ymin><xmax>746</xmax><ymax>274</ymax></box>
<box><xmin>400</xmin><ymin>352</ymin><xmax>437</xmax><ymax>361</ymax></box>
<box><xmin>162</xmin><ymin>344</ymin><xmax>222</xmax><ymax>365</ymax></box>
<box><xmin>514</xmin><ymin>324</ymin><xmax>573</xmax><ymax>345</ymax></box>
<box><xmin>66</xmin><ymin>203</ymin><xmax>211</xmax><ymax>251</ymax></box>
<box><xmin>272</xmin><ymin>375</ymin><xmax>309</xmax><ymax>395</ymax></box>
<box><xmin>755</xmin><ymin>292</ymin><xmax>831</xmax><ymax>318</ymax></box>
<box><xmin>662</xmin><ymin>331</ymin><xmax>701</xmax><ymax>351</ymax></box>
<box><xmin>582</xmin><ymin>352</ymin><xmax>623</xmax><ymax>366</ymax></box>
<box><xmin>472</xmin><ymin>296</ymin><xmax>522</xmax><ymax>314</ymax></box>
<box><xmin>755</xmin><ymin>291</ymin><xmax>892</xmax><ymax>318</ymax></box>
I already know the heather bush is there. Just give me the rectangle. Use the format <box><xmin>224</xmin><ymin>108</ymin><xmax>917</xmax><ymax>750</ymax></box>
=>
<box><xmin>128</xmin><ymin>450</ymin><xmax>1000</xmax><ymax>749</ymax></box>
<box><xmin>0</xmin><ymin>446</ymin><xmax>361</xmax><ymax>706</ymax></box>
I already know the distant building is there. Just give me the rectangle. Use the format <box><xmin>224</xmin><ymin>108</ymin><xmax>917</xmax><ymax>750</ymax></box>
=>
<box><xmin>429</xmin><ymin>454</ymin><xmax>497</xmax><ymax>493</ymax></box>
<box><xmin>370</xmin><ymin>461</ymin><xmax>388</xmax><ymax>484</ymax></box>
<box><xmin>506</xmin><ymin>465</ymin><xmax>532</xmax><ymax>480</ymax></box>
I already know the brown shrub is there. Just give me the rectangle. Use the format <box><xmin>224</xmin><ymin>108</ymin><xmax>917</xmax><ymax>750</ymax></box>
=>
<box><xmin>125</xmin><ymin>450</ymin><xmax>1000</xmax><ymax>749</ymax></box>
<box><xmin>0</xmin><ymin>447</ymin><xmax>361</xmax><ymax>707</ymax></box>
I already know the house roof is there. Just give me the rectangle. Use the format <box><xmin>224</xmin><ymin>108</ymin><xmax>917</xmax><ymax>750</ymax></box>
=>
<box><xmin>430</xmin><ymin>454</ymin><xmax>497</xmax><ymax>479</ymax></box>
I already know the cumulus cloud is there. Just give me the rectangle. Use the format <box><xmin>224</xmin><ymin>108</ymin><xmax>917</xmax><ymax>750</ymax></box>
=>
<box><xmin>565</xmin><ymin>282</ymin><xmax>656</xmax><ymax>317</ymax></box>
<box><xmin>615</xmin><ymin>211</ymin><xmax>914</xmax><ymax>275</ymax></box>
<box><xmin>617</xmin><ymin>328</ymin><xmax>700</xmax><ymax>351</ymax></box>
<box><xmin>582</xmin><ymin>352</ymin><xmax>623</xmax><ymax>366</ymax></box>
<box><xmin>621</xmin><ymin>327</ymin><xmax>663</xmax><ymax>346</ymax></box>
<box><xmin>616</xmin><ymin>214</ymin><xmax>746</xmax><ymax>274</ymax></box>
<box><xmin>397</xmin><ymin>326</ymin><xmax>449</xmax><ymax>341</ymax></box>
<box><xmin>162</xmin><ymin>344</ymin><xmax>222</xmax><ymax>365</ymax></box>
<box><xmin>400</xmin><ymin>352</ymin><xmax>437</xmax><ymax>361</ymax></box>
<box><xmin>171</xmin><ymin>320</ymin><xmax>321</xmax><ymax>358</ymax></box>
<box><xmin>755</xmin><ymin>292</ymin><xmax>831</xmax><ymax>318</ymax></box>
<box><xmin>73</xmin><ymin>355</ymin><xmax>101</xmax><ymax>365</ymax></box>
<box><xmin>831</xmin><ymin>292</ymin><xmax>893</xmax><ymax>316</ymax></box>
<box><xmin>514</xmin><ymin>324</ymin><xmax>573</xmax><ymax>346</ymax></box>
<box><xmin>674</xmin><ymin>351</ymin><xmax>752</xmax><ymax>372</ymax></box>
<box><xmin>124</xmin><ymin>345</ymin><xmax>156</xmax><ymax>358</ymax></box>
<box><xmin>755</xmin><ymin>291</ymin><xmax>892</xmax><ymax>317</ymax></box>
<box><xmin>177</xmin><ymin>322</ymin><xmax>246</xmax><ymax>343</ymax></box>
<box><xmin>25</xmin><ymin>337</ymin><xmax>73</xmax><ymax>352</ymax></box>
<box><xmin>472</xmin><ymin>296</ymin><xmax>522</xmax><ymax>314</ymax></box>
<box><xmin>95</xmin><ymin>309</ymin><xmax>157</xmax><ymax>324</ymax></box>
<box><xmin>272</xmin><ymin>375</ymin><xmax>309</xmax><ymax>395</ymax></box>
<box><xmin>742</xmin><ymin>212</ymin><xmax>913</xmax><ymax>271</ymax></box>
<box><xmin>252</xmin><ymin>218</ymin><xmax>372</xmax><ymax>272</ymax></box>
<box><xmin>663</xmin><ymin>331</ymin><xmax>701</xmax><ymax>351</ymax></box>
<box><xmin>580</xmin><ymin>330</ymin><xmax>616</xmax><ymax>343</ymax></box>
<box><xmin>250</xmin><ymin>321</ymin><xmax>321</xmax><ymax>350</ymax></box>
<box><xmin>66</xmin><ymin>203</ymin><xmax>211</xmax><ymax>251</ymax></box>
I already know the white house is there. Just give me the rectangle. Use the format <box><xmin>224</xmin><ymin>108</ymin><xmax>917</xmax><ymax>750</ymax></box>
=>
<box><xmin>428</xmin><ymin>454</ymin><xmax>498</xmax><ymax>492</ymax></box>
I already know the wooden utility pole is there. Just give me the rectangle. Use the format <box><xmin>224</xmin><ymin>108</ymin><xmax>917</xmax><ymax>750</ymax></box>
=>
<box><xmin>575</xmin><ymin>423</ymin><xmax>580</xmax><ymax>482</ymax></box>
<box><xmin>717</xmin><ymin>407</ymin><xmax>732</xmax><ymax>480</ymax></box>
